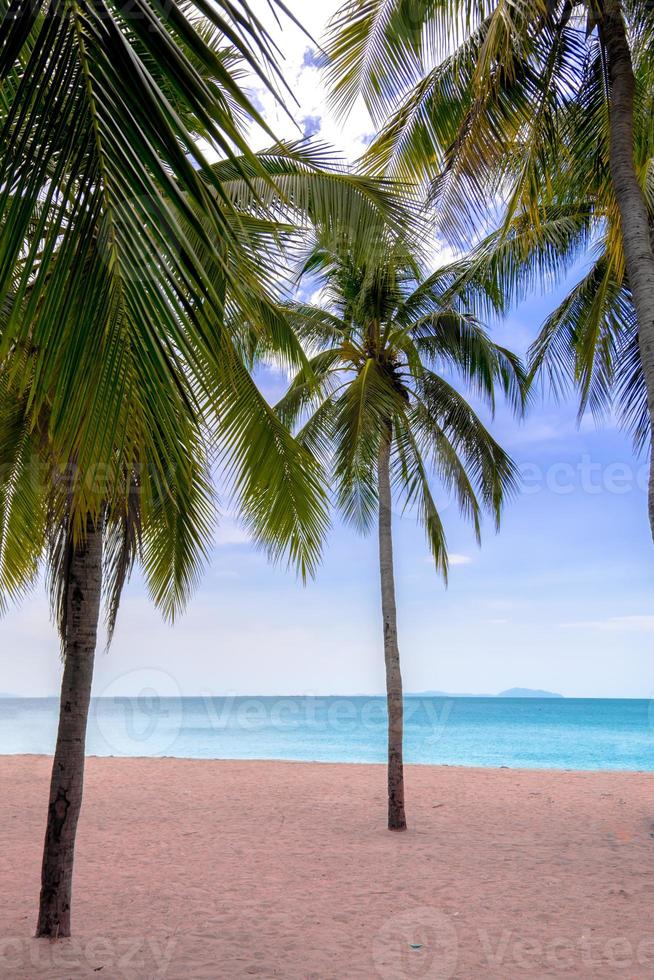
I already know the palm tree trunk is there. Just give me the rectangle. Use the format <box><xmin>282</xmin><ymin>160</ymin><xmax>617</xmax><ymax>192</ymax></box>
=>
<box><xmin>598</xmin><ymin>0</ymin><xmax>654</xmax><ymax>539</ymax></box>
<box><xmin>377</xmin><ymin>425</ymin><xmax>407</xmax><ymax>831</ymax></box>
<box><xmin>36</xmin><ymin>514</ymin><xmax>104</xmax><ymax>938</ymax></box>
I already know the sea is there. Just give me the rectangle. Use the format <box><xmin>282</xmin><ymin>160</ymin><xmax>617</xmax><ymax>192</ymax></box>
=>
<box><xmin>1</xmin><ymin>695</ymin><xmax>653</xmax><ymax>770</ymax></box>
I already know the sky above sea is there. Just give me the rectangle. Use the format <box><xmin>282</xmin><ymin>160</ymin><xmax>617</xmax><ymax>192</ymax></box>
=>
<box><xmin>2</xmin><ymin>2</ymin><xmax>653</xmax><ymax>700</ymax></box>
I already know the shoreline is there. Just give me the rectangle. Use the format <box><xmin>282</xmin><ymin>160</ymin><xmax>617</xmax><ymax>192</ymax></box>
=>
<box><xmin>3</xmin><ymin>752</ymin><xmax>653</xmax><ymax>775</ymax></box>
<box><xmin>3</xmin><ymin>756</ymin><xmax>654</xmax><ymax>978</ymax></box>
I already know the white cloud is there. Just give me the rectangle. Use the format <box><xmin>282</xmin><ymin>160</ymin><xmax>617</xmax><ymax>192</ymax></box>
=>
<box><xmin>309</xmin><ymin>285</ymin><xmax>330</xmax><ymax>307</ymax></box>
<box><xmin>450</xmin><ymin>553</ymin><xmax>473</xmax><ymax>566</ymax></box>
<box><xmin>560</xmin><ymin>615</ymin><xmax>654</xmax><ymax>633</ymax></box>
<box><xmin>214</xmin><ymin>519</ymin><xmax>251</xmax><ymax>547</ymax></box>
<box><xmin>425</xmin><ymin>553</ymin><xmax>472</xmax><ymax>566</ymax></box>
<box><xmin>244</xmin><ymin>2</ymin><xmax>375</xmax><ymax>163</ymax></box>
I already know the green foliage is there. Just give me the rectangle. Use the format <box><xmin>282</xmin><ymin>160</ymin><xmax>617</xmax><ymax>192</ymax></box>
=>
<box><xmin>325</xmin><ymin>0</ymin><xmax>654</xmax><ymax>453</ymax></box>
<box><xmin>0</xmin><ymin>0</ymin><xmax>432</xmax><ymax>639</ymax></box>
<box><xmin>277</xmin><ymin>229</ymin><xmax>525</xmax><ymax>579</ymax></box>
<box><xmin>0</xmin><ymin>2</ymin><xmax>339</xmax><ymax>638</ymax></box>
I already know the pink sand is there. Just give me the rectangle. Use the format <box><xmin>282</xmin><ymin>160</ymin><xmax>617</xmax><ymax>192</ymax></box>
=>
<box><xmin>2</xmin><ymin>756</ymin><xmax>654</xmax><ymax>978</ymax></box>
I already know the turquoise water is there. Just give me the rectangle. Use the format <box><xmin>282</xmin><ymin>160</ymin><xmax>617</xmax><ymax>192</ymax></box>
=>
<box><xmin>1</xmin><ymin>696</ymin><xmax>653</xmax><ymax>770</ymax></box>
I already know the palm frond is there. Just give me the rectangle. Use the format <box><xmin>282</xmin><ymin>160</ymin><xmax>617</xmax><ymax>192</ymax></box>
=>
<box><xmin>219</xmin><ymin>349</ymin><xmax>330</xmax><ymax>581</ymax></box>
<box><xmin>0</xmin><ymin>389</ymin><xmax>45</xmax><ymax>613</ymax></box>
<box><xmin>333</xmin><ymin>358</ymin><xmax>407</xmax><ymax>532</ymax></box>
<box><xmin>529</xmin><ymin>251</ymin><xmax>633</xmax><ymax>423</ymax></box>
<box><xmin>140</xmin><ymin>436</ymin><xmax>216</xmax><ymax>622</ymax></box>
<box><xmin>412</xmin><ymin>369</ymin><xmax>518</xmax><ymax>529</ymax></box>
<box><xmin>392</xmin><ymin>411</ymin><xmax>450</xmax><ymax>578</ymax></box>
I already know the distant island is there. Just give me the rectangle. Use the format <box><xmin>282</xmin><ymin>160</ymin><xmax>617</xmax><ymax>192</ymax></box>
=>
<box><xmin>497</xmin><ymin>688</ymin><xmax>564</xmax><ymax>699</ymax></box>
<box><xmin>406</xmin><ymin>688</ymin><xmax>564</xmax><ymax>699</ymax></box>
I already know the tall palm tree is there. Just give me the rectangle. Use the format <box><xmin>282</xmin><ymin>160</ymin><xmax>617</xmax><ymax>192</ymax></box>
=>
<box><xmin>325</xmin><ymin>0</ymin><xmax>654</xmax><ymax>537</ymax></box>
<box><xmin>275</xmin><ymin>231</ymin><xmax>525</xmax><ymax>830</ymax></box>
<box><xmin>0</xmin><ymin>343</ymin><xmax>217</xmax><ymax>937</ymax></box>
<box><xmin>0</xmin><ymin>0</ymin><xmax>337</xmax><ymax>938</ymax></box>
<box><xmin>0</xmin><ymin>131</ymin><xmax>409</xmax><ymax>932</ymax></box>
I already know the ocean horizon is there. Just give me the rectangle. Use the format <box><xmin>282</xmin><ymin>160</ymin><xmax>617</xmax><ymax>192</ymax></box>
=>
<box><xmin>2</xmin><ymin>695</ymin><xmax>653</xmax><ymax>771</ymax></box>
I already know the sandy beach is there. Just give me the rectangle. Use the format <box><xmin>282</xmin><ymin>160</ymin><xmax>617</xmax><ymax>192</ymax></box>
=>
<box><xmin>2</xmin><ymin>756</ymin><xmax>654</xmax><ymax>978</ymax></box>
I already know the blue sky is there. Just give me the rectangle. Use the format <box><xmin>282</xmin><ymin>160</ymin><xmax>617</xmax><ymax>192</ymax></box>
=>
<box><xmin>2</xmin><ymin>2</ymin><xmax>653</xmax><ymax>699</ymax></box>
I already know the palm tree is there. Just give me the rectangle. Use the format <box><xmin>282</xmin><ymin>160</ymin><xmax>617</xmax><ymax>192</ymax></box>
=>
<box><xmin>0</xmin><ymin>339</ymin><xmax>218</xmax><ymax>937</ymax></box>
<box><xmin>0</xmin><ymin>271</ymin><xmax>329</xmax><ymax>942</ymax></box>
<box><xmin>324</xmin><ymin>0</ymin><xmax>654</xmax><ymax>537</ymax></box>
<box><xmin>0</xmin><ymin>0</ymin><xmax>417</xmax><ymax>929</ymax></box>
<box><xmin>275</xmin><ymin>230</ymin><xmax>525</xmax><ymax>830</ymax></box>
<box><xmin>0</xmin><ymin>0</ymin><xmax>340</xmax><ymax>938</ymax></box>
